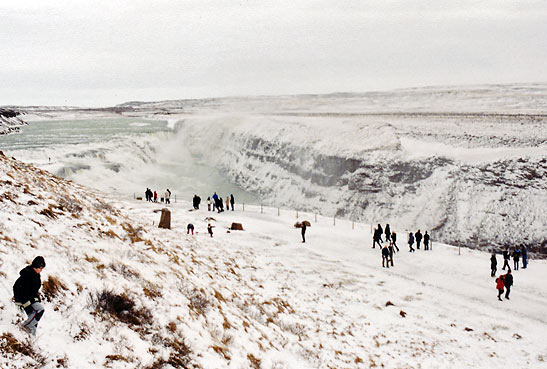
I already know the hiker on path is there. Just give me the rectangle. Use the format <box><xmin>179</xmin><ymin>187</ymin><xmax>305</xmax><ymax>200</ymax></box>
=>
<box><xmin>408</xmin><ymin>232</ymin><xmax>415</xmax><ymax>252</ymax></box>
<box><xmin>521</xmin><ymin>245</ymin><xmax>528</xmax><ymax>269</ymax></box>
<box><xmin>207</xmin><ymin>223</ymin><xmax>214</xmax><ymax>237</ymax></box>
<box><xmin>207</xmin><ymin>197</ymin><xmax>211</xmax><ymax>211</ymax></box>
<box><xmin>490</xmin><ymin>253</ymin><xmax>497</xmax><ymax>277</ymax></box>
<box><xmin>193</xmin><ymin>194</ymin><xmax>201</xmax><ymax>210</ymax></box>
<box><xmin>384</xmin><ymin>224</ymin><xmax>391</xmax><ymax>243</ymax></box>
<box><xmin>496</xmin><ymin>274</ymin><xmax>505</xmax><ymax>301</ymax></box>
<box><xmin>301</xmin><ymin>222</ymin><xmax>307</xmax><ymax>243</ymax></box>
<box><xmin>382</xmin><ymin>245</ymin><xmax>390</xmax><ymax>268</ymax></box>
<box><xmin>219</xmin><ymin>197</ymin><xmax>224</xmax><ymax>212</ymax></box>
<box><xmin>415</xmin><ymin>230</ymin><xmax>423</xmax><ymax>250</ymax></box>
<box><xmin>165</xmin><ymin>189</ymin><xmax>171</xmax><ymax>204</ymax></box>
<box><xmin>187</xmin><ymin>223</ymin><xmax>194</xmax><ymax>235</ymax></box>
<box><xmin>13</xmin><ymin>256</ymin><xmax>46</xmax><ymax>335</ymax></box>
<box><xmin>377</xmin><ymin>224</ymin><xmax>383</xmax><ymax>242</ymax></box>
<box><xmin>230</xmin><ymin>194</ymin><xmax>235</xmax><ymax>211</ymax></box>
<box><xmin>226</xmin><ymin>196</ymin><xmax>230</xmax><ymax>211</ymax></box>
<box><xmin>424</xmin><ymin>231</ymin><xmax>430</xmax><ymax>250</ymax></box>
<box><xmin>504</xmin><ymin>270</ymin><xmax>513</xmax><ymax>300</ymax></box>
<box><xmin>512</xmin><ymin>246</ymin><xmax>521</xmax><ymax>271</ymax></box>
<box><xmin>391</xmin><ymin>232</ymin><xmax>399</xmax><ymax>252</ymax></box>
<box><xmin>153</xmin><ymin>190</ymin><xmax>157</xmax><ymax>202</ymax></box>
<box><xmin>502</xmin><ymin>249</ymin><xmax>511</xmax><ymax>271</ymax></box>
<box><xmin>372</xmin><ymin>228</ymin><xmax>382</xmax><ymax>248</ymax></box>
<box><xmin>388</xmin><ymin>242</ymin><xmax>395</xmax><ymax>267</ymax></box>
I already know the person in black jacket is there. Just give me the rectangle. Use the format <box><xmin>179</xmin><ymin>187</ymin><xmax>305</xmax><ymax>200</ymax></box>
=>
<box><xmin>230</xmin><ymin>194</ymin><xmax>235</xmax><ymax>211</ymax></box>
<box><xmin>423</xmin><ymin>231</ymin><xmax>430</xmax><ymax>250</ymax></box>
<box><xmin>384</xmin><ymin>224</ymin><xmax>391</xmax><ymax>243</ymax></box>
<box><xmin>391</xmin><ymin>232</ymin><xmax>399</xmax><ymax>252</ymax></box>
<box><xmin>372</xmin><ymin>228</ymin><xmax>382</xmax><ymax>248</ymax></box>
<box><xmin>301</xmin><ymin>222</ymin><xmax>307</xmax><ymax>243</ymax></box>
<box><xmin>13</xmin><ymin>256</ymin><xmax>46</xmax><ymax>335</ymax></box>
<box><xmin>490</xmin><ymin>253</ymin><xmax>497</xmax><ymax>277</ymax></box>
<box><xmin>415</xmin><ymin>230</ymin><xmax>423</xmax><ymax>250</ymax></box>
<box><xmin>382</xmin><ymin>245</ymin><xmax>390</xmax><ymax>268</ymax></box>
<box><xmin>504</xmin><ymin>270</ymin><xmax>513</xmax><ymax>299</ymax></box>
<box><xmin>408</xmin><ymin>232</ymin><xmax>415</xmax><ymax>252</ymax></box>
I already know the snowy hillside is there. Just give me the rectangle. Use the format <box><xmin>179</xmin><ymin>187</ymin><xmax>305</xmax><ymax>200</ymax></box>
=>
<box><xmin>0</xmin><ymin>109</ymin><xmax>27</xmax><ymax>135</ymax></box>
<box><xmin>1</xmin><ymin>151</ymin><xmax>547</xmax><ymax>368</ymax></box>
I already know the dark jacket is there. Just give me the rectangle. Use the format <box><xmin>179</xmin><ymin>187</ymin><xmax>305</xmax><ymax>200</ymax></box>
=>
<box><xmin>382</xmin><ymin>247</ymin><xmax>390</xmax><ymax>257</ymax></box>
<box><xmin>391</xmin><ymin>233</ymin><xmax>397</xmax><ymax>242</ymax></box>
<box><xmin>503</xmin><ymin>250</ymin><xmax>510</xmax><ymax>260</ymax></box>
<box><xmin>490</xmin><ymin>255</ymin><xmax>497</xmax><ymax>267</ymax></box>
<box><xmin>230</xmin><ymin>195</ymin><xmax>234</xmax><ymax>204</ymax></box>
<box><xmin>13</xmin><ymin>266</ymin><xmax>41</xmax><ymax>304</ymax></box>
<box><xmin>301</xmin><ymin>223</ymin><xmax>307</xmax><ymax>235</ymax></box>
<box><xmin>424</xmin><ymin>233</ymin><xmax>430</xmax><ymax>244</ymax></box>
<box><xmin>384</xmin><ymin>225</ymin><xmax>390</xmax><ymax>236</ymax></box>
<box><xmin>504</xmin><ymin>274</ymin><xmax>513</xmax><ymax>287</ymax></box>
<box><xmin>415</xmin><ymin>231</ymin><xmax>423</xmax><ymax>242</ymax></box>
<box><xmin>521</xmin><ymin>246</ymin><xmax>527</xmax><ymax>258</ymax></box>
<box><xmin>512</xmin><ymin>250</ymin><xmax>521</xmax><ymax>261</ymax></box>
<box><xmin>408</xmin><ymin>233</ymin><xmax>414</xmax><ymax>244</ymax></box>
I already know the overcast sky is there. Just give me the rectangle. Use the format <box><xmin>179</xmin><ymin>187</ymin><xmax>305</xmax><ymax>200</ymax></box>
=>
<box><xmin>1</xmin><ymin>0</ymin><xmax>546</xmax><ymax>107</ymax></box>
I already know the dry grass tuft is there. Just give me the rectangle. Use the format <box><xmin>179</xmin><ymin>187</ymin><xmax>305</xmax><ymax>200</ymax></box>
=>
<box><xmin>212</xmin><ymin>345</ymin><xmax>231</xmax><ymax>360</ymax></box>
<box><xmin>90</xmin><ymin>289</ymin><xmax>153</xmax><ymax>326</ymax></box>
<box><xmin>110</xmin><ymin>262</ymin><xmax>140</xmax><ymax>279</ymax></box>
<box><xmin>0</xmin><ymin>332</ymin><xmax>46</xmax><ymax>365</ymax></box>
<box><xmin>57</xmin><ymin>196</ymin><xmax>83</xmax><ymax>215</ymax></box>
<box><xmin>145</xmin><ymin>337</ymin><xmax>192</xmax><ymax>369</ymax></box>
<box><xmin>121</xmin><ymin>222</ymin><xmax>144</xmax><ymax>243</ymax></box>
<box><xmin>105</xmin><ymin>354</ymin><xmax>129</xmax><ymax>363</ymax></box>
<box><xmin>42</xmin><ymin>275</ymin><xmax>67</xmax><ymax>302</ymax></box>
<box><xmin>187</xmin><ymin>289</ymin><xmax>209</xmax><ymax>317</ymax></box>
<box><xmin>143</xmin><ymin>283</ymin><xmax>163</xmax><ymax>300</ymax></box>
<box><xmin>84</xmin><ymin>254</ymin><xmax>99</xmax><ymax>263</ymax></box>
<box><xmin>247</xmin><ymin>353</ymin><xmax>261</xmax><ymax>369</ymax></box>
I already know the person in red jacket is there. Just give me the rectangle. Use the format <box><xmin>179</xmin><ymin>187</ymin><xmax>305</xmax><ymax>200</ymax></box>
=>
<box><xmin>496</xmin><ymin>275</ymin><xmax>505</xmax><ymax>301</ymax></box>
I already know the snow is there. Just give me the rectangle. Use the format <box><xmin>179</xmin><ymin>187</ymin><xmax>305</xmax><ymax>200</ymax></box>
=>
<box><xmin>1</xmin><ymin>153</ymin><xmax>546</xmax><ymax>368</ymax></box>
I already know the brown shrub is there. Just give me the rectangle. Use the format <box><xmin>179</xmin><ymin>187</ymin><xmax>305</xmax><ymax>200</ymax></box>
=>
<box><xmin>187</xmin><ymin>289</ymin><xmax>209</xmax><ymax>316</ymax></box>
<box><xmin>84</xmin><ymin>254</ymin><xmax>99</xmax><ymax>263</ymax></box>
<box><xmin>42</xmin><ymin>275</ymin><xmax>67</xmax><ymax>302</ymax></box>
<box><xmin>90</xmin><ymin>289</ymin><xmax>153</xmax><ymax>326</ymax></box>
<box><xmin>145</xmin><ymin>337</ymin><xmax>192</xmax><ymax>369</ymax></box>
<box><xmin>212</xmin><ymin>345</ymin><xmax>230</xmax><ymax>360</ymax></box>
<box><xmin>0</xmin><ymin>332</ymin><xmax>46</xmax><ymax>365</ymax></box>
<box><xmin>143</xmin><ymin>283</ymin><xmax>163</xmax><ymax>300</ymax></box>
<box><xmin>121</xmin><ymin>222</ymin><xmax>144</xmax><ymax>243</ymax></box>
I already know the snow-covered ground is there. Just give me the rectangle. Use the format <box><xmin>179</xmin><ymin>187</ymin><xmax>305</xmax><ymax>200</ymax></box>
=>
<box><xmin>1</xmin><ymin>151</ymin><xmax>546</xmax><ymax>368</ymax></box>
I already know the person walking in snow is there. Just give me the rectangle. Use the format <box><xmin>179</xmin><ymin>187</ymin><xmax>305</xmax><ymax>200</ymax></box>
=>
<box><xmin>207</xmin><ymin>223</ymin><xmax>214</xmax><ymax>237</ymax></box>
<box><xmin>226</xmin><ymin>196</ymin><xmax>230</xmax><ymax>211</ymax></box>
<box><xmin>388</xmin><ymin>243</ymin><xmax>395</xmax><ymax>267</ymax></box>
<box><xmin>384</xmin><ymin>224</ymin><xmax>391</xmax><ymax>243</ymax></box>
<box><xmin>382</xmin><ymin>245</ymin><xmax>390</xmax><ymax>268</ymax></box>
<box><xmin>408</xmin><ymin>232</ymin><xmax>415</xmax><ymax>252</ymax></box>
<box><xmin>187</xmin><ymin>223</ymin><xmax>194</xmax><ymax>235</ymax></box>
<box><xmin>415</xmin><ymin>229</ymin><xmax>423</xmax><ymax>250</ymax></box>
<box><xmin>521</xmin><ymin>244</ymin><xmax>528</xmax><ymax>269</ymax></box>
<box><xmin>504</xmin><ymin>270</ymin><xmax>513</xmax><ymax>300</ymax></box>
<box><xmin>391</xmin><ymin>231</ymin><xmax>399</xmax><ymax>252</ymax></box>
<box><xmin>153</xmin><ymin>190</ymin><xmax>158</xmax><ymax>203</ymax></box>
<box><xmin>424</xmin><ymin>231</ymin><xmax>430</xmax><ymax>250</ymax></box>
<box><xmin>372</xmin><ymin>228</ymin><xmax>383</xmax><ymax>248</ymax></box>
<box><xmin>193</xmin><ymin>194</ymin><xmax>201</xmax><ymax>210</ymax></box>
<box><xmin>219</xmin><ymin>197</ymin><xmax>224</xmax><ymax>212</ymax></box>
<box><xmin>165</xmin><ymin>189</ymin><xmax>171</xmax><ymax>204</ymax></box>
<box><xmin>512</xmin><ymin>246</ymin><xmax>521</xmax><ymax>271</ymax></box>
<box><xmin>377</xmin><ymin>224</ymin><xmax>383</xmax><ymax>242</ymax></box>
<box><xmin>230</xmin><ymin>194</ymin><xmax>235</xmax><ymax>211</ymax></box>
<box><xmin>207</xmin><ymin>196</ymin><xmax>211</xmax><ymax>211</ymax></box>
<box><xmin>502</xmin><ymin>248</ymin><xmax>510</xmax><ymax>271</ymax></box>
<box><xmin>301</xmin><ymin>222</ymin><xmax>307</xmax><ymax>243</ymax></box>
<box><xmin>212</xmin><ymin>192</ymin><xmax>219</xmax><ymax>212</ymax></box>
<box><xmin>490</xmin><ymin>253</ymin><xmax>497</xmax><ymax>277</ymax></box>
<box><xmin>496</xmin><ymin>274</ymin><xmax>505</xmax><ymax>301</ymax></box>
<box><xmin>13</xmin><ymin>256</ymin><xmax>46</xmax><ymax>335</ymax></box>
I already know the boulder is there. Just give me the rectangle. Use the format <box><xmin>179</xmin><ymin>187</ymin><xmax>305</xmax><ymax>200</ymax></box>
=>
<box><xmin>158</xmin><ymin>208</ymin><xmax>171</xmax><ymax>229</ymax></box>
<box><xmin>230</xmin><ymin>222</ymin><xmax>244</xmax><ymax>231</ymax></box>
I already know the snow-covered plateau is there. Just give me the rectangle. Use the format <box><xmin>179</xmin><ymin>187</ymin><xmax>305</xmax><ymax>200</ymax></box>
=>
<box><xmin>1</xmin><ymin>150</ymin><xmax>547</xmax><ymax>369</ymax></box>
<box><xmin>0</xmin><ymin>109</ymin><xmax>27</xmax><ymax>135</ymax></box>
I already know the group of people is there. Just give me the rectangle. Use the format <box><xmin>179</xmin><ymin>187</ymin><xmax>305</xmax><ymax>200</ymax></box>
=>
<box><xmin>407</xmin><ymin>229</ymin><xmax>430</xmax><ymax>252</ymax></box>
<box><xmin>207</xmin><ymin>192</ymin><xmax>235</xmax><ymax>213</ymax></box>
<box><xmin>144</xmin><ymin>188</ymin><xmax>171</xmax><ymax>204</ymax></box>
<box><xmin>372</xmin><ymin>224</ymin><xmax>400</xmax><ymax>268</ymax></box>
<box><xmin>186</xmin><ymin>223</ymin><xmax>215</xmax><ymax>238</ymax></box>
<box><xmin>490</xmin><ymin>245</ymin><xmax>529</xmax><ymax>301</ymax></box>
